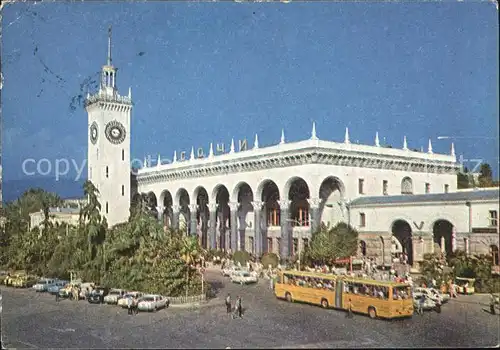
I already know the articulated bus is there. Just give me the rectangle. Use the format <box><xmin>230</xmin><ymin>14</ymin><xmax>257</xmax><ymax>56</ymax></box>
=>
<box><xmin>274</xmin><ymin>270</ymin><xmax>413</xmax><ymax>319</ymax></box>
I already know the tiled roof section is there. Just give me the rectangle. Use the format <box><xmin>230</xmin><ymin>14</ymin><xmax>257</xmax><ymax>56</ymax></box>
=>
<box><xmin>350</xmin><ymin>189</ymin><xmax>499</xmax><ymax>206</ymax></box>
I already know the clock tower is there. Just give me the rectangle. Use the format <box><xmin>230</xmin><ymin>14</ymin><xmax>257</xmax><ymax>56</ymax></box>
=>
<box><xmin>85</xmin><ymin>26</ymin><xmax>132</xmax><ymax>226</ymax></box>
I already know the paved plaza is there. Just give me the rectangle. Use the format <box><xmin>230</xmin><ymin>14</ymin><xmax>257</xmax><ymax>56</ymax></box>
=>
<box><xmin>1</xmin><ymin>270</ymin><xmax>499</xmax><ymax>349</ymax></box>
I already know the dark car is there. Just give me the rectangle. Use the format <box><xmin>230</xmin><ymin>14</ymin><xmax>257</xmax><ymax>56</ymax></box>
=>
<box><xmin>87</xmin><ymin>287</ymin><xmax>110</xmax><ymax>304</ymax></box>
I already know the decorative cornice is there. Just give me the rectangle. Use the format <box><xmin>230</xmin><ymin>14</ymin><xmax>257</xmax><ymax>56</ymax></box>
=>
<box><xmin>137</xmin><ymin>144</ymin><xmax>460</xmax><ymax>186</ymax></box>
<box><xmin>350</xmin><ymin>198</ymin><xmax>498</xmax><ymax>209</ymax></box>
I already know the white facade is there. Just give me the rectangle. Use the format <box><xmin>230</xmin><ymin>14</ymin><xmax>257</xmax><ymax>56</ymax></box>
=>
<box><xmin>29</xmin><ymin>207</ymin><xmax>80</xmax><ymax>230</ymax></box>
<box><xmin>85</xmin><ymin>29</ymin><xmax>132</xmax><ymax>227</ymax></box>
<box><xmin>134</xmin><ymin>126</ymin><xmax>471</xmax><ymax>262</ymax></box>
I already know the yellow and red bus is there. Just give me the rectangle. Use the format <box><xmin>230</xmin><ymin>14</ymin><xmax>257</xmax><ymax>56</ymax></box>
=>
<box><xmin>274</xmin><ymin>270</ymin><xmax>413</xmax><ymax>319</ymax></box>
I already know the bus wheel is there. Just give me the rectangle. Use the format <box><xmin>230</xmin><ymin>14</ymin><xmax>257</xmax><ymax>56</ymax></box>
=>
<box><xmin>321</xmin><ymin>299</ymin><xmax>329</xmax><ymax>308</ymax></box>
<box><xmin>285</xmin><ymin>292</ymin><xmax>292</xmax><ymax>303</ymax></box>
<box><xmin>368</xmin><ymin>307</ymin><xmax>377</xmax><ymax>319</ymax></box>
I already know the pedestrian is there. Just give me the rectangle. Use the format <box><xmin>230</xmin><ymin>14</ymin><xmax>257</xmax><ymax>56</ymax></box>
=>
<box><xmin>133</xmin><ymin>296</ymin><xmax>139</xmax><ymax>315</ymax></box>
<box><xmin>417</xmin><ymin>296</ymin><xmax>424</xmax><ymax>315</ymax></box>
<box><xmin>127</xmin><ymin>296</ymin><xmax>133</xmax><ymax>315</ymax></box>
<box><xmin>55</xmin><ymin>291</ymin><xmax>59</xmax><ymax>302</ymax></box>
<box><xmin>490</xmin><ymin>294</ymin><xmax>496</xmax><ymax>315</ymax></box>
<box><xmin>346</xmin><ymin>298</ymin><xmax>353</xmax><ymax>318</ymax></box>
<box><xmin>225</xmin><ymin>294</ymin><xmax>232</xmax><ymax>314</ymax></box>
<box><xmin>236</xmin><ymin>296</ymin><xmax>243</xmax><ymax>318</ymax></box>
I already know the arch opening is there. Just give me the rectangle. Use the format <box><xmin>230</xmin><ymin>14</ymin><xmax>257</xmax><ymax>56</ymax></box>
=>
<box><xmin>160</xmin><ymin>190</ymin><xmax>173</xmax><ymax>229</ymax></box>
<box><xmin>433</xmin><ymin>220</ymin><xmax>454</xmax><ymax>256</ymax></box>
<box><xmin>214</xmin><ymin>185</ymin><xmax>230</xmax><ymax>251</ymax></box>
<box><xmin>318</xmin><ymin>176</ymin><xmax>345</xmax><ymax>228</ymax></box>
<box><xmin>194</xmin><ymin>187</ymin><xmax>210</xmax><ymax>248</ymax></box>
<box><xmin>287</xmin><ymin>177</ymin><xmax>310</xmax><ymax>227</ymax></box>
<box><xmin>260</xmin><ymin>180</ymin><xmax>280</xmax><ymax>253</ymax></box>
<box><xmin>391</xmin><ymin>220</ymin><xmax>413</xmax><ymax>266</ymax></box>
<box><xmin>235</xmin><ymin>183</ymin><xmax>254</xmax><ymax>253</ymax></box>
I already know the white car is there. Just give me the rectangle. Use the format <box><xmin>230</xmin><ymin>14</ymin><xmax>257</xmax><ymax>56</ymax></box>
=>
<box><xmin>414</xmin><ymin>287</ymin><xmax>448</xmax><ymax>304</ymax></box>
<box><xmin>222</xmin><ymin>266</ymin><xmax>244</xmax><ymax>277</ymax></box>
<box><xmin>413</xmin><ymin>293</ymin><xmax>439</xmax><ymax>311</ymax></box>
<box><xmin>104</xmin><ymin>289</ymin><xmax>126</xmax><ymax>304</ymax></box>
<box><xmin>137</xmin><ymin>294</ymin><xmax>169</xmax><ymax>312</ymax></box>
<box><xmin>231</xmin><ymin>271</ymin><xmax>258</xmax><ymax>285</ymax></box>
<box><xmin>33</xmin><ymin>278</ymin><xmax>56</xmax><ymax>292</ymax></box>
<box><xmin>117</xmin><ymin>292</ymin><xmax>144</xmax><ymax>308</ymax></box>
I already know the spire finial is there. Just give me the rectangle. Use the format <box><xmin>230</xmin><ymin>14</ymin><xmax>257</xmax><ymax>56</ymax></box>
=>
<box><xmin>190</xmin><ymin>146</ymin><xmax>195</xmax><ymax>160</ymax></box>
<box><xmin>428</xmin><ymin>139</ymin><xmax>433</xmax><ymax>154</ymax></box>
<box><xmin>173</xmin><ymin>150</ymin><xmax>177</xmax><ymax>163</ymax></box>
<box><xmin>254</xmin><ymin>134</ymin><xmax>259</xmax><ymax>149</ymax></box>
<box><xmin>280</xmin><ymin>129</ymin><xmax>285</xmax><ymax>144</ymax></box>
<box><xmin>128</xmin><ymin>87</ymin><xmax>132</xmax><ymax>99</ymax></box>
<box><xmin>344</xmin><ymin>127</ymin><xmax>350</xmax><ymax>144</ymax></box>
<box><xmin>311</xmin><ymin>122</ymin><xmax>318</xmax><ymax>140</ymax></box>
<box><xmin>157</xmin><ymin>154</ymin><xmax>161</xmax><ymax>167</ymax></box>
<box><xmin>209</xmin><ymin>143</ymin><xmax>214</xmax><ymax>158</ymax></box>
<box><xmin>451</xmin><ymin>142</ymin><xmax>455</xmax><ymax>158</ymax></box>
<box><xmin>403</xmin><ymin>136</ymin><xmax>408</xmax><ymax>150</ymax></box>
<box><xmin>143</xmin><ymin>156</ymin><xmax>147</xmax><ymax>168</ymax></box>
<box><xmin>230</xmin><ymin>138</ymin><xmax>235</xmax><ymax>153</ymax></box>
<box><xmin>375</xmin><ymin>132</ymin><xmax>380</xmax><ymax>147</ymax></box>
<box><xmin>107</xmin><ymin>25</ymin><xmax>112</xmax><ymax>66</ymax></box>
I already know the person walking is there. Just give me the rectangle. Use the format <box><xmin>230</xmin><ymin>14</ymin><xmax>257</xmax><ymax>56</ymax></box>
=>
<box><xmin>233</xmin><ymin>296</ymin><xmax>242</xmax><ymax>319</ymax></box>
<box><xmin>133</xmin><ymin>296</ymin><xmax>139</xmax><ymax>315</ymax></box>
<box><xmin>225</xmin><ymin>294</ymin><xmax>232</xmax><ymax>315</ymax></box>
<box><xmin>417</xmin><ymin>296</ymin><xmax>424</xmax><ymax>315</ymax></box>
<box><xmin>127</xmin><ymin>296</ymin><xmax>133</xmax><ymax>315</ymax></box>
<box><xmin>490</xmin><ymin>294</ymin><xmax>496</xmax><ymax>315</ymax></box>
<box><xmin>346</xmin><ymin>298</ymin><xmax>353</xmax><ymax>318</ymax></box>
<box><xmin>55</xmin><ymin>291</ymin><xmax>59</xmax><ymax>302</ymax></box>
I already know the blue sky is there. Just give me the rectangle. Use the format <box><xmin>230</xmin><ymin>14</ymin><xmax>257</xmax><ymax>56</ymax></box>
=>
<box><xmin>3</xmin><ymin>1</ymin><xmax>499</xmax><ymax>183</ymax></box>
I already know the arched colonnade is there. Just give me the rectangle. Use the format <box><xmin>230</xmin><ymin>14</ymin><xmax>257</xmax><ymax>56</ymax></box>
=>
<box><xmin>134</xmin><ymin>176</ymin><xmax>346</xmax><ymax>258</ymax></box>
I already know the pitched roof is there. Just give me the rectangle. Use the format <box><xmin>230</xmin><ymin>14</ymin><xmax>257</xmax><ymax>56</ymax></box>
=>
<box><xmin>350</xmin><ymin>189</ymin><xmax>499</xmax><ymax>206</ymax></box>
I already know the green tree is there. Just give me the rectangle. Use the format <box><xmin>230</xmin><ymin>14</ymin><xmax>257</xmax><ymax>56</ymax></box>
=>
<box><xmin>302</xmin><ymin>222</ymin><xmax>359</xmax><ymax>266</ymax></box>
<box><xmin>457</xmin><ymin>166</ymin><xmax>473</xmax><ymax>189</ymax></box>
<box><xmin>478</xmin><ymin>163</ymin><xmax>494</xmax><ymax>188</ymax></box>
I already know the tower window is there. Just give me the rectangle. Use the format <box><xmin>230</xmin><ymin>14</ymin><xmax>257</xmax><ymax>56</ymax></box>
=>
<box><xmin>122</xmin><ymin>149</ymin><xmax>125</xmax><ymax>161</ymax></box>
<box><xmin>425</xmin><ymin>183</ymin><xmax>431</xmax><ymax>194</ymax></box>
<box><xmin>383</xmin><ymin>180</ymin><xmax>388</xmax><ymax>195</ymax></box>
<box><xmin>122</xmin><ymin>185</ymin><xmax>125</xmax><ymax>196</ymax></box>
<box><xmin>444</xmin><ymin>184</ymin><xmax>449</xmax><ymax>193</ymax></box>
<box><xmin>106</xmin><ymin>202</ymin><xmax>109</xmax><ymax>214</ymax></box>
<box><xmin>358</xmin><ymin>179</ymin><xmax>365</xmax><ymax>195</ymax></box>
<box><xmin>106</xmin><ymin>166</ymin><xmax>109</xmax><ymax>178</ymax></box>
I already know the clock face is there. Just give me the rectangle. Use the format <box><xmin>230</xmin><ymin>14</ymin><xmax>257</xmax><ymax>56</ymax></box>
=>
<box><xmin>90</xmin><ymin>122</ymin><xmax>98</xmax><ymax>144</ymax></box>
<box><xmin>105</xmin><ymin>120</ymin><xmax>126</xmax><ymax>145</ymax></box>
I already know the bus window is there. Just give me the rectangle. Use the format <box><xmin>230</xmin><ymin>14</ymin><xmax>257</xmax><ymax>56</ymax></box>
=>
<box><xmin>392</xmin><ymin>285</ymin><xmax>411</xmax><ymax>300</ymax></box>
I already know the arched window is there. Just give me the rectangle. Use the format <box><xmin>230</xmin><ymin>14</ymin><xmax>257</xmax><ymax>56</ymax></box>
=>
<box><xmin>401</xmin><ymin>177</ymin><xmax>413</xmax><ymax>195</ymax></box>
<box><xmin>491</xmin><ymin>245</ymin><xmax>499</xmax><ymax>265</ymax></box>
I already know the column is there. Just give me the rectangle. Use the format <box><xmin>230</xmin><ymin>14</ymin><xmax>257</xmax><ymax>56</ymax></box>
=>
<box><xmin>307</xmin><ymin>198</ymin><xmax>320</xmax><ymax>235</ymax></box>
<box><xmin>229</xmin><ymin>202</ymin><xmax>239</xmax><ymax>252</ymax></box>
<box><xmin>440</xmin><ymin>236</ymin><xmax>446</xmax><ymax>254</ymax></box>
<box><xmin>156</xmin><ymin>206</ymin><xmax>164</xmax><ymax>223</ymax></box>
<box><xmin>251</xmin><ymin>201</ymin><xmax>263</xmax><ymax>257</ymax></box>
<box><xmin>189</xmin><ymin>204</ymin><xmax>198</xmax><ymax>236</ymax></box>
<box><xmin>279</xmin><ymin>200</ymin><xmax>291</xmax><ymax>259</ymax></box>
<box><xmin>208</xmin><ymin>203</ymin><xmax>217</xmax><ymax>250</ymax></box>
<box><xmin>172</xmin><ymin>205</ymin><xmax>181</xmax><ymax>231</ymax></box>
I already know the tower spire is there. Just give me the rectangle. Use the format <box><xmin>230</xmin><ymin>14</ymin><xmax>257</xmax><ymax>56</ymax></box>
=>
<box><xmin>107</xmin><ymin>25</ymin><xmax>112</xmax><ymax>66</ymax></box>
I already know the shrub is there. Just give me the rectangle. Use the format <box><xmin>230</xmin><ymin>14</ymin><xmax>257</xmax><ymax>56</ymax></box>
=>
<box><xmin>261</xmin><ymin>252</ymin><xmax>279</xmax><ymax>268</ymax></box>
<box><xmin>232</xmin><ymin>251</ymin><xmax>251</xmax><ymax>266</ymax></box>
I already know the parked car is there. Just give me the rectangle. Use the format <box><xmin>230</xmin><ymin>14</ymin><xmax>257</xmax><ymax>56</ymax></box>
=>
<box><xmin>33</xmin><ymin>278</ymin><xmax>57</xmax><ymax>292</ymax></box>
<box><xmin>137</xmin><ymin>294</ymin><xmax>169</xmax><ymax>312</ymax></box>
<box><xmin>104</xmin><ymin>289</ymin><xmax>126</xmax><ymax>304</ymax></box>
<box><xmin>87</xmin><ymin>287</ymin><xmax>110</xmax><ymax>304</ymax></box>
<box><xmin>231</xmin><ymin>271</ymin><xmax>258</xmax><ymax>285</ymax></box>
<box><xmin>413</xmin><ymin>293</ymin><xmax>441</xmax><ymax>312</ymax></box>
<box><xmin>118</xmin><ymin>292</ymin><xmax>144</xmax><ymax>308</ymax></box>
<box><xmin>79</xmin><ymin>282</ymin><xmax>96</xmax><ymax>300</ymax></box>
<box><xmin>222</xmin><ymin>266</ymin><xmax>242</xmax><ymax>277</ymax></box>
<box><xmin>414</xmin><ymin>287</ymin><xmax>449</xmax><ymax>304</ymax></box>
<box><xmin>47</xmin><ymin>280</ymin><xmax>69</xmax><ymax>295</ymax></box>
<box><xmin>12</xmin><ymin>275</ymin><xmax>37</xmax><ymax>288</ymax></box>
